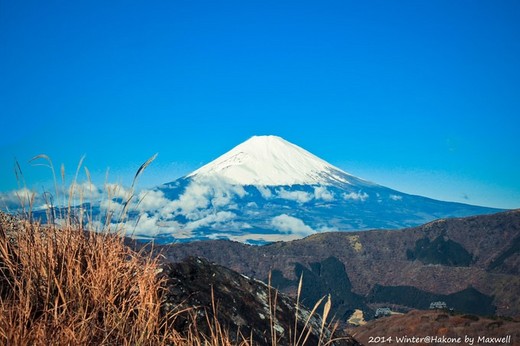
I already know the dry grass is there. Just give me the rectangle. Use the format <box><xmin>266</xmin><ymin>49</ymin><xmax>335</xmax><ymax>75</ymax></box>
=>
<box><xmin>0</xmin><ymin>218</ymin><xmax>344</xmax><ymax>346</ymax></box>
<box><xmin>0</xmin><ymin>155</ymin><xmax>347</xmax><ymax>345</ymax></box>
<box><xmin>1</xmin><ymin>154</ymin><xmax>182</xmax><ymax>345</ymax></box>
<box><xmin>0</xmin><ymin>218</ymin><xmax>181</xmax><ymax>345</ymax></box>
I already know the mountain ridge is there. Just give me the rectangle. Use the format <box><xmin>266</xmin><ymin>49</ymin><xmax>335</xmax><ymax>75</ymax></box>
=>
<box><xmin>156</xmin><ymin>209</ymin><xmax>520</xmax><ymax>318</ymax></box>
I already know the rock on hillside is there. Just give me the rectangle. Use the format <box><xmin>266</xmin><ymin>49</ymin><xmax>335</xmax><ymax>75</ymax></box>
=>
<box><xmin>159</xmin><ymin>257</ymin><xmax>360</xmax><ymax>346</ymax></box>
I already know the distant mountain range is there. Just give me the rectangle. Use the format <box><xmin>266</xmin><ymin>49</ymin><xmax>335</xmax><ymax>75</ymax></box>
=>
<box><xmin>23</xmin><ymin>135</ymin><xmax>504</xmax><ymax>244</ymax></box>
<box><xmin>131</xmin><ymin>135</ymin><xmax>502</xmax><ymax>244</ymax></box>
<box><xmin>156</xmin><ymin>209</ymin><xmax>520</xmax><ymax>320</ymax></box>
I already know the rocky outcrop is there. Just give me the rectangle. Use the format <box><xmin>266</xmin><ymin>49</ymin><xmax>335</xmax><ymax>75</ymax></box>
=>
<box><xmin>159</xmin><ymin>257</ymin><xmax>360</xmax><ymax>346</ymax></box>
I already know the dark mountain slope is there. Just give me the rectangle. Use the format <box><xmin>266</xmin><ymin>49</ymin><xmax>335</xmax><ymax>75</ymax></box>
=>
<box><xmin>160</xmin><ymin>257</ymin><xmax>359</xmax><ymax>346</ymax></box>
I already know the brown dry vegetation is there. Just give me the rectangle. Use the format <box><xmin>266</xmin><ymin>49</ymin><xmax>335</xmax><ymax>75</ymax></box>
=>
<box><xmin>0</xmin><ymin>215</ymin><xmax>180</xmax><ymax>345</ymax></box>
<box><xmin>349</xmin><ymin>310</ymin><xmax>520</xmax><ymax>346</ymax></box>
<box><xmin>0</xmin><ymin>213</ymin><xmax>353</xmax><ymax>346</ymax></box>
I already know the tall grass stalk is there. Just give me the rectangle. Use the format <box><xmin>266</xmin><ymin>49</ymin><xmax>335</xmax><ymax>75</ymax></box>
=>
<box><xmin>0</xmin><ymin>218</ymin><xmax>181</xmax><ymax>345</ymax></box>
<box><xmin>12</xmin><ymin>160</ymin><xmax>35</xmax><ymax>219</ymax></box>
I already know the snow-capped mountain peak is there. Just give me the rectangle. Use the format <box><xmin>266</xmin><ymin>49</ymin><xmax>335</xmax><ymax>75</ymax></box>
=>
<box><xmin>61</xmin><ymin>135</ymin><xmax>502</xmax><ymax>245</ymax></box>
<box><xmin>187</xmin><ymin>135</ymin><xmax>360</xmax><ymax>186</ymax></box>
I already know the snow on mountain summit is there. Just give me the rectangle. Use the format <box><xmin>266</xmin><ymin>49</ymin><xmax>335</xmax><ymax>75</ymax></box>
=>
<box><xmin>52</xmin><ymin>135</ymin><xmax>501</xmax><ymax>245</ymax></box>
<box><xmin>187</xmin><ymin>135</ymin><xmax>363</xmax><ymax>186</ymax></box>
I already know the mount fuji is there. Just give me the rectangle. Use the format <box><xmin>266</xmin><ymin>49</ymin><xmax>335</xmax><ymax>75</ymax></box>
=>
<box><xmin>120</xmin><ymin>135</ymin><xmax>502</xmax><ymax>244</ymax></box>
<box><xmin>186</xmin><ymin>135</ymin><xmax>370</xmax><ymax>187</ymax></box>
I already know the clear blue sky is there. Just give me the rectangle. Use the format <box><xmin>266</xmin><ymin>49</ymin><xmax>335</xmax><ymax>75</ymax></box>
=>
<box><xmin>1</xmin><ymin>0</ymin><xmax>519</xmax><ymax>209</ymax></box>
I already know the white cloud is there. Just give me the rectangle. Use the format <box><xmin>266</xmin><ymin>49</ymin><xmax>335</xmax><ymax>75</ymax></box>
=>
<box><xmin>185</xmin><ymin>211</ymin><xmax>237</xmax><ymax>230</ymax></box>
<box><xmin>100</xmin><ymin>198</ymin><xmax>125</xmax><ymax>217</ymax></box>
<box><xmin>71</xmin><ymin>181</ymin><xmax>102</xmax><ymax>199</ymax></box>
<box><xmin>256</xmin><ymin>186</ymin><xmax>272</xmax><ymax>199</ymax></box>
<box><xmin>65</xmin><ymin>182</ymin><xmax>104</xmax><ymax>207</ymax></box>
<box><xmin>314</xmin><ymin>186</ymin><xmax>334</xmax><ymax>201</ymax></box>
<box><xmin>136</xmin><ymin>218</ymin><xmax>196</xmax><ymax>240</ymax></box>
<box><xmin>211</xmin><ymin>190</ymin><xmax>234</xmax><ymax>208</ymax></box>
<box><xmin>342</xmin><ymin>191</ymin><xmax>369</xmax><ymax>202</ymax></box>
<box><xmin>231</xmin><ymin>233</ymin><xmax>306</xmax><ymax>243</ymax></box>
<box><xmin>389</xmin><ymin>194</ymin><xmax>403</xmax><ymax>201</ymax></box>
<box><xmin>276</xmin><ymin>188</ymin><xmax>313</xmax><ymax>203</ymax></box>
<box><xmin>135</xmin><ymin>212</ymin><xmax>159</xmax><ymax>232</ymax></box>
<box><xmin>136</xmin><ymin>189</ymin><xmax>169</xmax><ymax>212</ymax></box>
<box><xmin>92</xmin><ymin>211</ymin><xmax>176</xmax><ymax>239</ymax></box>
<box><xmin>165</xmin><ymin>182</ymin><xmax>211</xmax><ymax>216</ymax></box>
<box><xmin>0</xmin><ymin>182</ymin><xmax>118</xmax><ymax>213</ymax></box>
<box><xmin>0</xmin><ymin>181</ymin><xmax>129</xmax><ymax>213</ymax></box>
<box><xmin>163</xmin><ymin>178</ymin><xmax>248</xmax><ymax>218</ymax></box>
<box><xmin>104</xmin><ymin>183</ymin><xmax>130</xmax><ymax>200</ymax></box>
<box><xmin>270</xmin><ymin>214</ymin><xmax>315</xmax><ymax>236</ymax></box>
<box><xmin>246</xmin><ymin>202</ymin><xmax>258</xmax><ymax>208</ymax></box>
<box><xmin>0</xmin><ymin>188</ymin><xmax>38</xmax><ymax>211</ymax></box>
